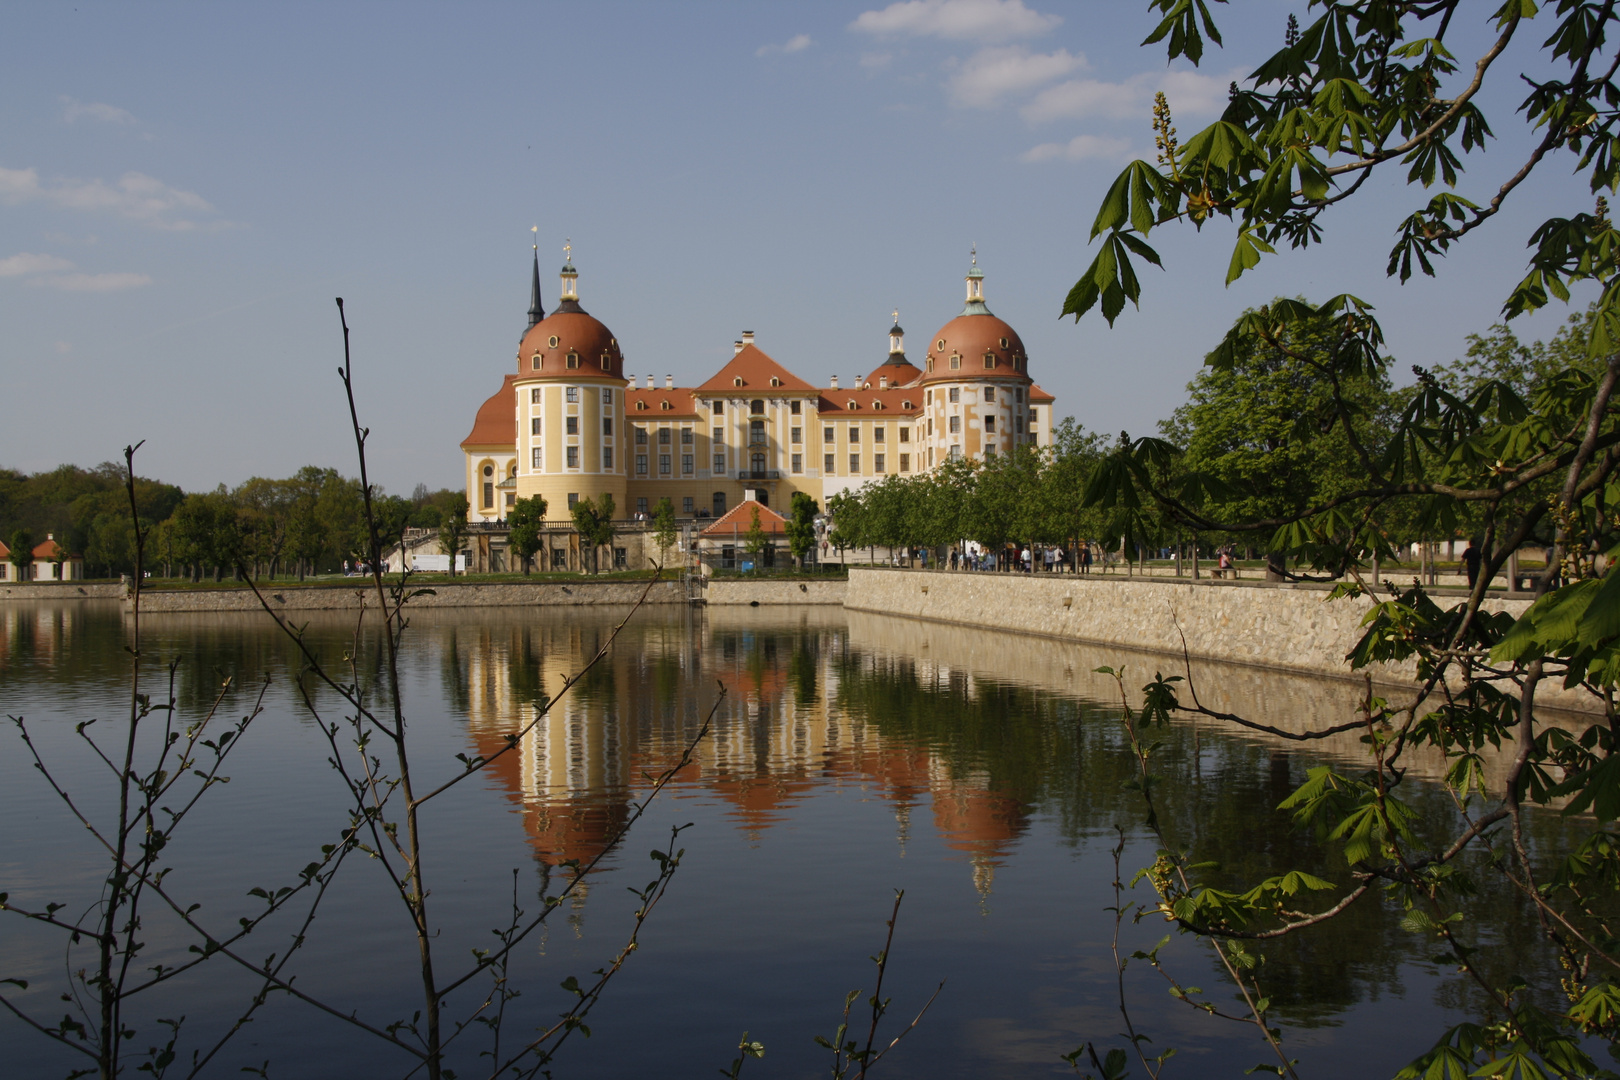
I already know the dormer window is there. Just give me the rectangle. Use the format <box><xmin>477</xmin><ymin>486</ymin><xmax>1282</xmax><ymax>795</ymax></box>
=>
<box><xmin>660</xmin><ymin>401</ymin><xmax>671</xmax><ymax>410</ymax></box>
<box><xmin>926</xmin><ymin>358</ymin><xmax>934</xmax><ymax>373</ymax></box>
<box><xmin>847</xmin><ymin>399</ymin><xmax>857</xmax><ymax>410</ymax></box>
<box><xmin>936</xmin><ymin>339</ymin><xmax>946</xmax><ymax>350</ymax></box>
<box><xmin>733</xmin><ymin>377</ymin><xmax>744</xmax><ymax>387</ymax></box>
<box><xmin>984</xmin><ymin>353</ymin><xmax>995</xmax><ymax>369</ymax></box>
<box><xmin>549</xmin><ymin>335</ymin><xmax>560</xmax><ymax>348</ymax></box>
<box><xmin>769</xmin><ymin>377</ymin><xmax>781</xmax><ymax>387</ymax></box>
<box><xmin>636</xmin><ymin>400</ymin><xmax>647</xmax><ymax>410</ymax></box>
<box><xmin>950</xmin><ymin>355</ymin><xmax>961</xmax><ymax>370</ymax></box>
<box><xmin>566</xmin><ymin>352</ymin><xmax>580</xmax><ymax>369</ymax></box>
<box><xmin>999</xmin><ymin>337</ymin><xmax>1009</xmax><ymax>348</ymax></box>
<box><xmin>532</xmin><ymin>354</ymin><xmax>541</xmax><ymax>370</ymax></box>
<box><xmin>902</xmin><ymin>399</ymin><xmax>912</xmax><ymax>409</ymax></box>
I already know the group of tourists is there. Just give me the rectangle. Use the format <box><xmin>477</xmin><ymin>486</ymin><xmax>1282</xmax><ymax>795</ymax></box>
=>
<box><xmin>941</xmin><ymin>541</ymin><xmax>1099</xmax><ymax>573</ymax></box>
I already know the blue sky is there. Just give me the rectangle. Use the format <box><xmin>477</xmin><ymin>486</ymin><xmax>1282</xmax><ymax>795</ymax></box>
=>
<box><xmin>0</xmin><ymin>1</ymin><xmax>1600</xmax><ymax>494</ymax></box>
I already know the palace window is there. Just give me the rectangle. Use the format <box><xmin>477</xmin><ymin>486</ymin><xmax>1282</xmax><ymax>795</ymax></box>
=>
<box><xmin>927</xmin><ymin>418</ymin><xmax>933</xmax><ymax>436</ymax></box>
<box><xmin>984</xmin><ymin>387</ymin><xmax>995</xmax><ymax>403</ymax></box>
<box><xmin>790</xmin><ymin>400</ymin><xmax>801</xmax><ymax>414</ymax></box>
<box><xmin>1017</xmin><ymin>414</ymin><xmax>1026</xmax><ymax>434</ymax></box>
<box><xmin>925</xmin><ymin>389</ymin><xmax>932</xmax><ymax>405</ymax></box>
<box><xmin>603</xmin><ymin>446</ymin><xmax>614</xmax><ymax>468</ymax></box>
<box><xmin>681</xmin><ymin>427</ymin><xmax>693</xmax><ymax>444</ymax></box>
<box><xmin>751</xmin><ymin>399</ymin><xmax>764</xmax><ymax>414</ymax></box>
<box><xmin>899</xmin><ymin>453</ymin><xmax>910</xmax><ymax>472</ymax></box>
<box><xmin>659</xmin><ymin>427</ymin><xmax>671</xmax><ymax>444</ymax></box>
<box><xmin>949</xmin><ymin>444</ymin><xmax>962</xmax><ymax>460</ymax></box>
<box><xmin>824</xmin><ymin>453</ymin><xmax>835</xmax><ymax>474</ymax></box>
<box><xmin>874</xmin><ymin>426</ymin><xmax>885</xmax><ymax>443</ymax></box>
<box><xmin>1016</xmin><ymin>388</ymin><xmax>1024</xmax><ymax>403</ymax></box>
<box><xmin>713</xmin><ymin>400</ymin><xmax>724</xmax><ymax>414</ymax></box>
<box><xmin>482</xmin><ymin>482</ymin><xmax>493</xmax><ymax>508</ymax></box>
<box><xmin>683</xmin><ymin>497</ymin><xmax>695</xmax><ymax>513</ymax></box>
<box><xmin>874</xmin><ymin>454</ymin><xmax>886</xmax><ymax>473</ymax></box>
<box><xmin>659</xmin><ymin>453</ymin><xmax>671</xmax><ymax>475</ymax></box>
<box><xmin>790</xmin><ymin>426</ymin><xmax>801</xmax><ymax>444</ymax></box>
<box><xmin>950</xmin><ymin>355</ymin><xmax>960</xmax><ymax>370</ymax></box>
<box><xmin>603</xmin><ymin>417</ymin><xmax>613</xmax><ymax>435</ymax></box>
<box><xmin>751</xmin><ymin>451</ymin><xmax>766</xmax><ymax>474</ymax></box>
<box><xmin>949</xmin><ymin>388</ymin><xmax>960</xmax><ymax>403</ymax></box>
<box><xmin>823</xmin><ymin>426</ymin><xmax>834</xmax><ymax>444</ymax></box>
<box><xmin>849</xmin><ymin>426</ymin><xmax>859</xmax><ymax>443</ymax></box>
<box><xmin>682</xmin><ymin>454</ymin><xmax>693</xmax><ymax>475</ymax></box>
<box><xmin>713</xmin><ymin>454</ymin><xmax>726</xmax><ymax>474</ymax></box>
<box><xmin>984</xmin><ymin>354</ymin><xmax>995</xmax><ymax>369</ymax></box>
<box><xmin>566</xmin><ymin>387</ymin><xmax>579</xmax><ymax>402</ymax></box>
<box><xmin>531</xmin><ymin>355</ymin><xmax>541</xmax><ymax>370</ymax></box>
<box><xmin>566</xmin><ymin>352</ymin><xmax>580</xmax><ymax>369</ymax></box>
<box><xmin>531</xmin><ymin>447</ymin><xmax>541</xmax><ymax>469</ymax></box>
<box><xmin>791</xmin><ymin>453</ymin><xmax>802</xmax><ymax>474</ymax></box>
<box><xmin>549</xmin><ymin>335</ymin><xmax>560</xmax><ymax>348</ymax></box>
<box><xmin>565</xmin><ymin>416</ymin><xmax>578</xmax><ymax>435</ymax></box>
<box><xmin>949</xmin><ymin>415</ymin><xmax>961</xmax><ymax>434</ymax></box>
<box><xmin>749</xmin><ymin>419</ymin><xmax>765</xmax><ymax>444</ymax></box>
<box><xmin>899</xmin><ymin>427</ymin><xmax>910</xmax><ymax>442</ymax></box>
<box><xmin>602</xmin><ymin>388</ymin><xmax>613</xmax><ymax>404</ymax></box>
<box><xmin>531</xmin><ymin>388</ymin><xmax>541</xmax><ymax>404</ymax></box>
<box><xmin>568</xmin><ymin>493</ymin><xmax>579</xmax><ymax>508</ymax></box>
<box><xmin>713</xmin><ymin>491</ymin><xmax>727</xmax><ymax>516</ymax></box>
<box><xmin>985</xmin><ymin>415</ymin><xmax>996</xmax><ymax>432</ymax></box>
<box><xmin>637</xmin><ymin>454</ymin><xmax>648</xmax><ymax>475</ymax></box>
<box><xmin>637</xmin><ymin>497</ymin><xmax>649</xmax><ymax>515</ymax></box>
<box><xmin>566</xmin><ymin>446</ymin><xmax>579</xmax><ymax>468</ymax></box>
<box><xmin>849</xmin><ymin>454</ymin><xmax>860</xmax><ymax>474</ymax></box>
<box><xmin>531</xmin><ymin>417</ymin><xmax>541</xmax><ymax>436</ymax></box>
<box><xmin>635</xmin><ymin>426</ymin><xmax>647</xmax><ymax>445</ymax></box>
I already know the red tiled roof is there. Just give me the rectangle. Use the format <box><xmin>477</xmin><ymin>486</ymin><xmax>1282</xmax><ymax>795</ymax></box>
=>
<box><xmin>1029</xmin><ymin>383</ymin><xmax>1054</xmax><ymax>403</ymax></box>
<box><xmin>700</xmin><ymin>499</ymin><xmax>788</xmax><ymax>537</ymax></box>
<box><xmin>626</xmin><ymin>387</ymin><xmax>700</xmax><ymax>419</ymax></box>
<box><xmin>0</xmin><ymin>540</ymin><xmax>9</xmax><ymax>559</ymax></box>
<box><xmin>32</xmin><ymin>536</ymin><xmax>69</xmax><ymax>560</ymax></box>
<box><xmin>816</xmin><ymin>387</ymin><xmax>923</xmax><ymax>416</ymax></box>
<box><xmin>696</xmin><ymin>343</ymin><xmax>818</xmax><ymax>394</ymax></box>
<box><xmin>461</xmin><ymin>374</ymin><xmax>517</xmax><ymax>448</ymax></box>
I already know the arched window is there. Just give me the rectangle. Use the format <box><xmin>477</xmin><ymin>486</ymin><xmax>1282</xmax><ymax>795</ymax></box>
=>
<box><xmin>750</xmin><ymin>452</ymin><xmax>766</xmax><ymax>476</ymax></box>
<box><xmin>531</xmin><ymin>354</ymin><xmax>541</xmax><ymax>370</ymax></box>
<box><xmin>713</xmin><ymin>491</ymin><xmax>727</xmax><ymax>517</ymax></box>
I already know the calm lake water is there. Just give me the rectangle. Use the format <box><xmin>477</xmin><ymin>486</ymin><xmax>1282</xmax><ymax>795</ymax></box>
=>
<box><xmin>0</xmin><ymin>599</ymin><xmax>1579</xmax><ymax>1078</ymax></box>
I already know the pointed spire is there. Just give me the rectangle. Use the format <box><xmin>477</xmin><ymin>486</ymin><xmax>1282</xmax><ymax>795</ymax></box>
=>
<box><xmin>526</xmin><ymin>227</ymin><xmax>545</xmax><ymax>333</ymax></box>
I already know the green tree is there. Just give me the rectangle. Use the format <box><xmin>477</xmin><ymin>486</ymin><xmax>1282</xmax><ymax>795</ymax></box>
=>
<box><xmin>650</xmin><ymin>497</ymin><xmax>678</xmax><ymax>568</ymax></box>
<box><xmin>743</xmin><ymin>506</ymin><xmax>768</xmax><ymax>568</ymax></box>
<box><xmin>437</xmin><ymin>492</ymin><xmax>470</xmax><ymax>577</ymax></box>
<box><xmin>786</xmin><ymin>491</ymin><xmax>819</xmax><ymax>568</ymax></box>
<box><xmin>508</xmin><ymin>494</ymin><xmax>547</xmax><ymax>575</ymax></box>
<box><xmin>8</xmin><ymin>527</ymin><xmax>34</xmax><ymax>581</ymax></box>
<box><xmin>570</xmin><ymin>494</ymin><xmax>617</xmax><ymax>574</ymax></box>
<box><xmin>1063</xmin><ymin>5</ymin><xmax>1620</xmax><ymax>1075</ymax></box>
<box><xmin>170</xmin><ymin>492</ymin><xmax>240</xmax><ymax>582</ymax></box>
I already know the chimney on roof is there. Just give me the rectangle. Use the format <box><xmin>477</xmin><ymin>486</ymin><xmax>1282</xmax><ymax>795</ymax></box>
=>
<box><xmin>743</xmin><ymin>488</ymin><xmax>759</xmax><ymax>503</ymax></box>
<box><xmin>733</xmin><ymin>340</ymin><xmax>743</xmax><ymax>355</ymax></box>
<box><xmin>830</xmin><ymin>375</ymin><xmax>839</xmax><ymax>390</ymax></box>
<box><xmin>665</xmin><ymin>374</ymin><xmax>673</xmax><ymax>389</ymax></box>
<box><xmin>741</xmin><ymin>330</ymin><xmax>754</xmax><ymax>346</ymax></box>
<box><xmin>644</xmin><ymin>375</ymin><xmax>653</xmax><ymax>389</ymax></box>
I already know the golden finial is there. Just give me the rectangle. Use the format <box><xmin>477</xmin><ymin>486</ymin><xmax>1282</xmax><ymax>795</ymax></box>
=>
<box><xmin>531</xmin><ymin>224</ymin><xmax>538</xmax><ymax>251</ymax></box>
<box><xmin>892</xmin><ymin>309</ymin><xmax>899</xmax><ymax>324</ymax></box>
<box><xmin>970</xmin><ymin>243</ymin><xmax>977</xmax><ymax>266</ymax></box>
<box><xmin>564</xmin><ymin>237</ymin><xmax>572</xmax><ymax>263</ymax></box>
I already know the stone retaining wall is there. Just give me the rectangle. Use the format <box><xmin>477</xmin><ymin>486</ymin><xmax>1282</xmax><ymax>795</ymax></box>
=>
<box><xmin>128</xmin><ymin>579</ymin><xmax>687</xmax><ymax>612</ymax></box>
<box><xmin>0</xmin><ymin>582</ymin><xmax>123</xmax><ymax>600</ymax></box>
<box><xmin>705</xmin><ymin>578</ymin><xmax>847</xmax><ymax>605</ymax></box>
<box><xmin>844</xmin><ymin>568</ymin><xmax>1560</xmax><ymax>697</ymax></box>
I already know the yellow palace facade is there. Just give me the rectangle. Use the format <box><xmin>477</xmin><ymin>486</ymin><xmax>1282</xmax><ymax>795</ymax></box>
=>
<box><xmin>461</xmin><ymin>248</ymin><xmax>1056</xmax><ymax>524</ymax></box>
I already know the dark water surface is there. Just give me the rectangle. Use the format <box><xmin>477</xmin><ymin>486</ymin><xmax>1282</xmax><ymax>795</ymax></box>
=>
<box><xmin>0</xmin><ymin>600</ymin><xmax>1577</xmax><ymax>1078</ymax></box>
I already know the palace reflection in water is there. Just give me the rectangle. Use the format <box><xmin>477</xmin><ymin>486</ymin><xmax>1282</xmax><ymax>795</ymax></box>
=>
<box><xmin>453</xmin><ymin>607</ymin><xmax>1030</xmax><ymax>897</ymax></box>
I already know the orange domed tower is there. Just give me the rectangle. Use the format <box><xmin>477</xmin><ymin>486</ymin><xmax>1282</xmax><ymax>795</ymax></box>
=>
<box><xmin>512</xmin><ymin>242</ymin><xmax>629</xmax><ymax>515</ymax></box>
<box><xmin>917</xmin><ymin>250</ymin><xmax>1036</xmax><ymax>467</ymax></box>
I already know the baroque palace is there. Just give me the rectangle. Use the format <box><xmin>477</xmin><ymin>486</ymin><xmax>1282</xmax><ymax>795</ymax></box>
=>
<box><xmin>460</xmin><ymin>245</ymin><xmax>1056</xmax><ymax>526</ymax></box>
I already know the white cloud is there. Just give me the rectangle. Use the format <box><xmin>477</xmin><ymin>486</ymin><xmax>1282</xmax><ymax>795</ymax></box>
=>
<box><xmin>0</xmin><ymin>165</ymin><xmax>226</xmax><ymax>231</ymax></box>
<box><xmin>1021</xmin><ymin>68</ymin><xmax>1240</xmax><ymax>125</ymax></box>
<box><xmin>757</xmin><ymin>33</ymin><xmax>813</xmax><ymax>56</ymax></box>
<box><xmin>61</xmin><ymin>97</ymin><xmax>138</xmax><ymax>125</ymax></box>
<box><xmin>860</xmin><ymin>51</ymin><xmax>895</xmax><ymax>69</ymax></box>
<box><xmin>1020</xmin><ymin>134</ymin><xmax>1133</xmax><ymax>163</ymax></box>
<box><xmin>948</xmin><ymin>45</ymin><xmax>1085</xmax><ymax>108</ymax></box>
<box><xmin>851</xmin><ymin>0</ymin><xmax>1060</xmax><ymax>42</ymax></box>
<box><xmin>33</xmin><ymin>271</ymin><xmax>153</xmax><ymax>292</ymax></box>
<box><xmin>0</xmin><ymin>252</ymin><xmax>76</xmax><ymax>277</ymax></box>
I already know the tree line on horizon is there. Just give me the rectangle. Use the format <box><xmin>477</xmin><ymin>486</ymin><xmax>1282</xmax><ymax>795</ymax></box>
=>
<box><xmin>0</xmin><ymin>464</ymin><xmax>465</xmax><ymax>581</ymax></box>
